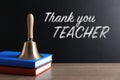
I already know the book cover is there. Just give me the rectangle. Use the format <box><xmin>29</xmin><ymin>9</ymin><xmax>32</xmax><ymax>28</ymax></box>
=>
<box><xmin>0</xmin><ymin>62</ymin><xmax>51</xmax><ymax>76</ymax></box>
<box><xmin>0</xmin><ymin>51</ymin><xmax>52</xmax><ymax>68</ymax></box>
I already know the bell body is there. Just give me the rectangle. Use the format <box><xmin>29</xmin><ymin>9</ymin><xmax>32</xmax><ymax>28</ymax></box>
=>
<box><xmin>18</xmin><ymin>41</ymin><xmax>42</xmax><ymax>59</ymax></box>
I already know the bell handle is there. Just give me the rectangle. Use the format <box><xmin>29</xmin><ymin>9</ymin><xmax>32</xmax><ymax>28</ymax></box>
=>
<box><xmin>27</xmin><ymin>13</ymin><xmax>34</xmax><ymax>41</ymax></box>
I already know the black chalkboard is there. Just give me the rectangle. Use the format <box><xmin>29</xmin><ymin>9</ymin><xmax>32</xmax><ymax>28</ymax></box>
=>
<box><xmin>0</xmin><ymin>0</ymin><xmax>120</xmax><ymax>62</ymax></box>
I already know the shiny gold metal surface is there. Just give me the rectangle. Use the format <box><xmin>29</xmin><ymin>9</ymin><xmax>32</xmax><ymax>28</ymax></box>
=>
<box><xmin>18</xmin><ymin>41</ymin><xmax>41</xmax><ymax>59</ymax></box>
<box><xmin>18</xmin><ymin>13</ymin><xmax>42</xmax><ymax>59</ymax></box>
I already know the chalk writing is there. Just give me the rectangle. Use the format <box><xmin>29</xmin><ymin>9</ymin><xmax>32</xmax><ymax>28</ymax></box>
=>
<box><xmin>44</xmin><ymin>12</ymin><xmax>110</xmax><ymax>39</ymax></box>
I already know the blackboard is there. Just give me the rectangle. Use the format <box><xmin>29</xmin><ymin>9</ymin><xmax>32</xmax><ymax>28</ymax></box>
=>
<box><xmin>0</xmin><ymin>0</ymin><xmax>120</xmax><ymax>62</ymax></box>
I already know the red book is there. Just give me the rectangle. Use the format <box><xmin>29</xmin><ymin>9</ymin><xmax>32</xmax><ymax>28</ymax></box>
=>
<box><xmin>0</xmin><ymin>62</ymin><xmax>51</xmax><ymax>76</ymax></box>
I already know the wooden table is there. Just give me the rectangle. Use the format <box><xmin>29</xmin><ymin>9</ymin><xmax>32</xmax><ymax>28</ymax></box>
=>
<box><xmin>1</xmin><ymin>63</ymin><xmax>120</xmax><ymax>80</ymax></box>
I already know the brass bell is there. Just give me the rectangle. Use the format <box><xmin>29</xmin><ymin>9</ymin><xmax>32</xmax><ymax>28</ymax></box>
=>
<box><xmin>18</xmin><ymin>13</ymin><xmax>42</xmax><ymax>59</ymax></box>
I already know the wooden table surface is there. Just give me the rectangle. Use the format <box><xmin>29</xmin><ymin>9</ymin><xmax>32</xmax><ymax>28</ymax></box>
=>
<box><xmin>1</xmin><ymin>63</ymin><xmax>120</xmax><ymax>80</ymax></box>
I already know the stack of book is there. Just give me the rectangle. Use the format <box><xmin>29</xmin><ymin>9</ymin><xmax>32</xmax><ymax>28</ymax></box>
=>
<box><xmin>0</xmin><ymin>51</ymin><xmax>52</xmax><ymax>76</ymax></box>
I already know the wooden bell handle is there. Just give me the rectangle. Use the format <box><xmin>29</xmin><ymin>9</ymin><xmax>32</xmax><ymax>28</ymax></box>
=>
<box><xmin>27</xmin><ymin>13</ymin><xmax>34</xmax><ymax>41</ymax></box>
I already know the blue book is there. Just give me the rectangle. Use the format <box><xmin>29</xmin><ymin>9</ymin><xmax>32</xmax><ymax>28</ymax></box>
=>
<box><xmin>0</xmin><ymin>51</ymin><xmax>52</xmax><ymax>68</ymax></box>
